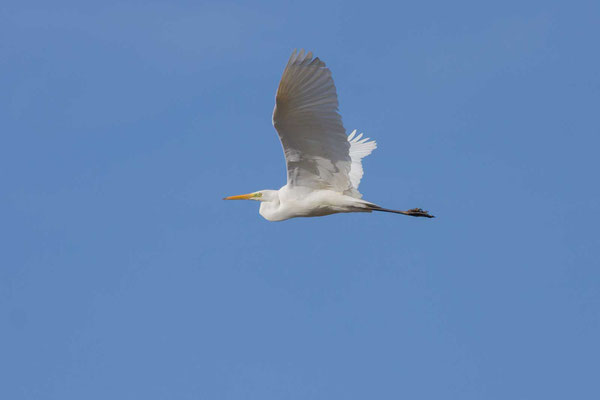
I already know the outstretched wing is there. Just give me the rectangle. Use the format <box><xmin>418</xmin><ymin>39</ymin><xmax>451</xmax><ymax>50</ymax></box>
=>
<box><xmin>272</xmin><ymin>49</ymin><xmax>352</xmax><ymax>192</ymax></box>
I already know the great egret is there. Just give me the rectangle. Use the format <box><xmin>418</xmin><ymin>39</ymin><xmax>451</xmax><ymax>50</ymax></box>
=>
<box><xmin>224</xmin><ymin>49</ymin><xmax>434</xmax><ymax>222</ymax></box>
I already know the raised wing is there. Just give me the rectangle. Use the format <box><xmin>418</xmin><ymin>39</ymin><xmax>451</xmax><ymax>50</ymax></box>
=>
<box><xmin>272</xmin><ymin>49</ymin><xmax>352</xmax><ymax>192</ymax></box>
<box><xmin>347</xmin><ymin>130</ymin><xmax>377</xmax><ymax>194</ymax></box>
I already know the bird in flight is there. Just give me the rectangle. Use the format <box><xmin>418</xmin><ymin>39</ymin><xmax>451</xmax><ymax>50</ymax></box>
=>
<box><xmin>224</xmin><ymin>49</ymin><xmax>434</xmax><ymax>222</ymax></box>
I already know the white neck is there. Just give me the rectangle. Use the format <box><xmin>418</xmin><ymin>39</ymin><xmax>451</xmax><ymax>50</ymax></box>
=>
<box><xmin>258</xmin><ymin>190</ymin><xmax>282</xmax><ymax>221</ymax></box>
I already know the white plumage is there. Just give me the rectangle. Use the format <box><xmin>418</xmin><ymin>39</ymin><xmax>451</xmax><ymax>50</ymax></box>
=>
<box><xmin>224</xmin><ymin>49</ymin><xmax>434</xmax><ymax>221</ymax></box>
<box><xmin>273</xmin><ymin>49</ymin><xmax>351</xmax><ymax>193</ymax></box>
<box><xmin>347</xmin><ymin>130</ymin><xmax>377</xmax><ymax>196</ymax></box>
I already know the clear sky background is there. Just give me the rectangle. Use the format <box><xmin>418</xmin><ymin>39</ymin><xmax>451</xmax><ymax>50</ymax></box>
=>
<box><xmin>2</xmin><ymin>1</ymin><xmax>599</xmax><ymax>399</ymax></box>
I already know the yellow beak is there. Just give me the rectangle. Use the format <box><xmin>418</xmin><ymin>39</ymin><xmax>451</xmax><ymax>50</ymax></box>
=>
<box><xmin>223</xmin><ymin>193</ymin><xmax>255</xmax><ymax>200</ymax></box>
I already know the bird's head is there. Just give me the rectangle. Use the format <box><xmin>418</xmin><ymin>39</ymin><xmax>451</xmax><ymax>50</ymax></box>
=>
<box><xmin>223</xmin><ymin>190</ymin><xmax>277</xmax><ymax>202</ymax></box>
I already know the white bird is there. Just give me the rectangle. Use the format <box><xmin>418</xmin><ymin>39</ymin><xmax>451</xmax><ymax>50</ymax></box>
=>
<box><xmin>224</xmin><ymin>49</ymin><xmax>434</xmax><ymax>222</ymax></box>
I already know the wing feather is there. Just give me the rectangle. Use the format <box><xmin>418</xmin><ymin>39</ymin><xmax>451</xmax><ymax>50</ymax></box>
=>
<box><xmin>347</xmin><ymin>130</ymin><xmax>377</xmax><ymax>195</ymax></box>
<box><xmin>272</xmin><ymin>49</ymin><xmax>352</xmax><ymax>191</ymax></box>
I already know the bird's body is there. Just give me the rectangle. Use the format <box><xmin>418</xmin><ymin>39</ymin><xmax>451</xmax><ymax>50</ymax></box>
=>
<box><xmin>224</xmin><ymin>49</ymin><xmax>434</xmax><ymax>221</ymax></box>
<box><xmin>257</xmin><ymin>187</ymin><xmax>371</xmax><ymax>221</ymax></box>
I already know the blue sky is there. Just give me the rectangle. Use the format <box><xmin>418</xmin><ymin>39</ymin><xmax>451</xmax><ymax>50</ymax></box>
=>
<box><xmin>2</xmin><ymin>0</ymin><xmax>599</xmax><ymax>398</ymax></box>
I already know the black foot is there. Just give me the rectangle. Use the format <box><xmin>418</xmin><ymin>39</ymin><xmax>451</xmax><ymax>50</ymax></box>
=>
<box><xmin>405</xmin><ymin>208</ymin><xmax>435</xmax><ymax>218</ymax></box>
